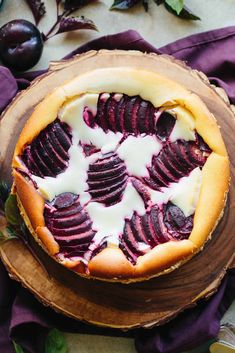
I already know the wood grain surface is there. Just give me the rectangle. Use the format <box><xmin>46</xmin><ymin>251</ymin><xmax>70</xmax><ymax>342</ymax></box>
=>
<box><xmin>0</xmin><ymin>51</ymin><xmax>235</xmax><ymax>329</ymax></box>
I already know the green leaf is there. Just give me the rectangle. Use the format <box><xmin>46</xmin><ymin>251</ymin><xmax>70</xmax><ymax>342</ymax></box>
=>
<box><xmin>165</xmin><ymin>0</ymin><xmax>183</xmax><ymax>15</ymax></box>
<box><xmin>110</xmin><ymin>0</ymin><xmax>140</xmax><ymax>10</ymax></box>
<box><xmin>0</xmin><ymin>226</ymin><xmax>18</xmax><ymax>242</ymax></box>
<box><xmin>6</xmin><ymin>225</ymin><xmax>19</xmax><ymax>239</ymax></box>
<box><xmin>45</xmin><ymin>329</ymin><xmax>68</xmax><ymax>353</ymax></box>
<box><xmin>164</xmin><ymin>3</ymin><xmax>200</xmax><ymax>20</ymax></box>
<box><xmin>177</xmin><ymin>5</ymin><xmax>200</xmax><ymax>20</ymax></box>
<box><xmin>13</xmin><ymin>341</ymin><xmax>26</xmax><ymax>353</ymax></box>
<box><xmin>4</xmin><ymin>194</ymin><xmax>22</xmax><ymax>226</ymax></box>
<box><xmin>0</xmin><ymin>181</ymin><xmax>10</xmax><ymax>209</ymax></box>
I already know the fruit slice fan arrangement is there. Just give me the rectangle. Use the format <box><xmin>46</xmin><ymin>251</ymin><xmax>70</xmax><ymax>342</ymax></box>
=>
<box><xmin>19</xmin><ymin>93</ymin><xmax>211</xmax><ymax>266</ymax></box>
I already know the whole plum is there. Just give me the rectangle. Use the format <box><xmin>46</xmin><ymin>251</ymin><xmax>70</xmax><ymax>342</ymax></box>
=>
<box><xmin>0</xmin><ymin>19</ymin><xmax>43</xmax><ymax>71</ymax></box>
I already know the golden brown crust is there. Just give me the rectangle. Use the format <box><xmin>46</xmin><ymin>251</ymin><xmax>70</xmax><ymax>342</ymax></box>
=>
<box><xmin>60</xmin><ymin>258</ymin><xmax>81</xmax><ymax>269</ymax></box>
<box><xmin>11</xmin><ymin>51</ymin><xmax>230</xmax><ymax>282</ymax></box>
<box><xmin>87</xmin><ymin>241</ymin><xmax>196</xmax><ymax>282</ymax></box>
<box><xmin>88</xmin><ymin>248</ymin><xmax>134</xmax><ymax>279</ymax></box>
<box><xmin>36</xmin><ymin>227</ymin><xmax>60</xmax><ymax>256</ymax></box>
<box><xmin>135</xmin><ymin>240</ymin><xmax>196</xmax><ymax>278</ymax></box>
<box><xmin>176</xmin><ymin>94</ymin><xmax>227</xmax><ymax>157</ymax></box>
<box><xmin>189</xmin><ymin>152</ymin><xmax>230</xmax><ymax>247</ymax></box>
<box><xmin>13</xmin><ymin>170</ymin><xmax>45</xmax><ymax>230</ymax></box>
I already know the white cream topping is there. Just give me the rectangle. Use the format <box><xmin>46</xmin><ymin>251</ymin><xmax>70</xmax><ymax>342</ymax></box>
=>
<box><xmin>117</xmin><ymin>135</ymin><xmax>162</xmax><ymax>177</ymax></box>
<box><xmin>147</xmin><ymin>167</ymin><xmax>202</xmax><ymax>217</ymax></box>
<box><xmin>59</xmin><ymin>94</ymin><xmax>122</xmax><ymax>149</ymax></box>
<box><xmin>32</xmin><ymin>136</ymin><xmax>96</xmax><ymax>203</ymax></box>
<box><xmin>168</xmin><ymin>106</ymin><xmax>196</xmax><ymax>142</ymax></box>
<box><xmin>169</xmin><ymin>167</ymin><xmax>202</xmax><ymax>217</ymax></box>
<box><xmin>87</xmin><ymin>182</ymin><xmax>146</xmax><ymax>244</ymax></box>
<box><xmin>138</xmin><ymin>242</ymin><xmax>151</xmax><ymax>252</ymax></box>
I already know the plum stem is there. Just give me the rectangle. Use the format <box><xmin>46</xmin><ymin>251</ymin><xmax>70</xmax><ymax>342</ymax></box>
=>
<box><xmin>43</xmin><ymin>6</ymin><xmax>69</xmax><ymax>41</ymax></box>
<box><xmin>42</xmin><ymin>16</ymin><xmax>61</xmax><ymax>41</ymax></box>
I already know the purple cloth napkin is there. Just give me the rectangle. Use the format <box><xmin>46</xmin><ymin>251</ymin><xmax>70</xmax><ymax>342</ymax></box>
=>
<box><xmin>1</xmin><ymin>27</ymin><xmax>235</xmax><ymax>353</ymax></box>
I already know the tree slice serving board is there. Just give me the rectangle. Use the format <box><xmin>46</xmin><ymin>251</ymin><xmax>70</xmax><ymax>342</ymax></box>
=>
<box><xmin>0</xmin><ymin>51</ymin><xmax>235</xmax><ymax>329</ymax></box>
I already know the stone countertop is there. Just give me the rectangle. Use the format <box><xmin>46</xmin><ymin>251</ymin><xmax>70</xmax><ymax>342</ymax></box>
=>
<box><xmin>1</xmin><ymin>1</ymin><xmax>235</xmax><ymax>352</ymax></box>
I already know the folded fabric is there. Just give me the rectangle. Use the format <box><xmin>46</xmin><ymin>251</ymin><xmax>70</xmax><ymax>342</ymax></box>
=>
<box><xmin>1</xmin><ymin>27</ymin><xmax>235</xmax><ymax>353</ymax></box>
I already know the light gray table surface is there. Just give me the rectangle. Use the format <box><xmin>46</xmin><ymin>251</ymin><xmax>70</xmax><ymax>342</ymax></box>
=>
<box><xmin>1</xmin><ymin>1</ymin><xmax>235</xmax><ymax>352</ymax></box>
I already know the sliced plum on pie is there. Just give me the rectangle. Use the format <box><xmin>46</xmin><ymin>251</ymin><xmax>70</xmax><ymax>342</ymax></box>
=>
<box><xmin>155</xmin><ymin>112</ymin><xmax>176</xmax><ymax>142</ymax></box>
<box><xmin>145</xmin><ymin>138</ymin><xmax>210</xmax><ymax>191</ymax></box>
<box><xmin>87</xmin><ymin>153</ymin><xmax>128</xmax><ymax>206</ymax></box>
<box><xmin>44</xmin><ymin>193</ymin><xmax>96</xmax><ymax>259</ymax></box>
<box><xmin>119</xmin><ymin>203</ymin><xmax>193</xmax><ymax>264</ymax></box>
<box><xmin>85</xmin><ymin>93</ymin><xmax>177</xmax><ymax>141</ymax></box>
<box><xmin>163</xmin><ymin>202</ymin><xmax>193</xmax><ymax>240</ymax></box>
<box><xmin>21</xmin><ymin>119</ymin><xmax>72</xmax><ymax>177</ymax></box>
<box><xmin>87</xmin><ymin>93</ymin><xmax>159</xmax><ymax>135</ymax></box>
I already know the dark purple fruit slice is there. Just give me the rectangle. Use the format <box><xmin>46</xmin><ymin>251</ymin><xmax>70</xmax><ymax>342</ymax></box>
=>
<box><xmin>44</xmin><ymin>193</ymin><xmax>97</xmax><ymax>259</ymax></box>
<box><xmin>164</xmin><ymin>202</ymin><xmax>193</xmax><ymax>240</ymax></box>
<box><xmin>119</xmin><ymin>220</ymin><xmax>145</xmax><ymax>264</ymax></box>
<box><xmin>119</xmin><ymin>205</ymin><xmax>173</xmax><ymax>264</ymax></box>
<box><xmin>155</xmin><ymin>112</ymin><xmax>176</xmax><ymax>141</ymax></box>
<box><xmin>82</xmin><ymin>144</ymin><xmax>100</xmax><ymax>157</ymax></box>
<box><xmin>150</xmin><ymin>206</ymin><xmax>172</xmax><ymax>243</ymax></box>
<box><xmin>21</xmin><ymin>119</ymin><xmax>72</xmax><ymax>178</ymax></box>
<box><xmin>87</xmin><ymin>153</ymin><xmax>128</xmax><ymax>206</ymax></box>
<box><xmin>196</xmin><ymin>133</ymin><xmax>211</xmax><ymax>153</ymax></box>
<box><xmin>131</xmin><ymin>178</ymin><xmax>151</xmax><ymax>207</ymax></box>
<box><xmin>96</xmin><ymin>93</ymin><xmax>110</xmax><ymax>132</ymax></box>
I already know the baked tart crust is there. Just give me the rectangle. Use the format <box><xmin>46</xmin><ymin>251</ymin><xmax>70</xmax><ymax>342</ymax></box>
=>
<box><xmin>12</xmin><ymin>51</ymin><xmax>230</xmax><ymax>282</ymax></box>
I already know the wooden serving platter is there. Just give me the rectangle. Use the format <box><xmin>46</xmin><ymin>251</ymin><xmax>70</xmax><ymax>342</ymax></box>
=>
<box><xmin>1</xmin><ymin>51</ymin><xmax>235</xmax><ymax>329</ymax></box>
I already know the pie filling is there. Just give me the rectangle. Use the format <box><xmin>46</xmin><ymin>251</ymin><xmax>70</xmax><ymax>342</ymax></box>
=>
<box><xmin>19</xmin><ymin>92</ymin><xmax>211</xmax><ymax>266</ymax></box>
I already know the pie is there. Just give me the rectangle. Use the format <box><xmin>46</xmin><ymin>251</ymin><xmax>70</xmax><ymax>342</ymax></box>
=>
<box><xmin>12</xmin><ymin>50</ymin><xmax>230</xmax><ymax>282</ymax></box>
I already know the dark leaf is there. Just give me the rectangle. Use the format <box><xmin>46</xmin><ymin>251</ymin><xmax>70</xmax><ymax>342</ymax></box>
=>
<box><xmin>165</xmin><ymin>0</ymin><xmax>183</xmax><ymax>15</ymax></box>
<box><xmin>64</xmin><ymin>0</ymin><xmax>96</xmax><ymax>11</ymax></box>
<box><xmin>13</xmin><ymin>342</ymin><xmax>26</xmax><ymax>353</ymax></box>
<box><xmin>164</xmin><ymin>3</ymin><xmax>200</xmax><ymax>20</ymax></box>
<box><xmin>177</xmin><ymin>5</ymin><xmax>200</xmax><ymax>20</ymax></box>
<box><xmin>41</xmin><ymin>32</ymin><xmax>47</xmax><ymax>41</ymax></box>
<box><xmin>20</xmin><ymin>223</ymin><xmax>30</xmax><ymax>242</ymax></box>
<box><xmin>1</xmin><ymin>232</ymin><xmax>18</xmax><ymax>241</ymax></box>
<box><xmin>154</xmin><ymin>0</ymin><xmax>164</xmax><ymax>5</ymax></box>
<box><xmin>45</xmin><ymin>329</ymin><xmax>68</xmax><ymax>353</ymax></box>
<box><xmin>4</xmin><ymin>194</ymin><xmax>22</xmax><ymax>226</ymax></box>
<box><xmin>6</xmin><ymin>226</ymin><xmax>18</xmax><ymax>239</ymax></box>
<box><xmin>142</xmin><ymin>0</ymin><xmax>148</xmax><ymax>11</ymax></box>
<box><xmin>0</xmin><ymin>181</ymin><xmax>10</xmax><ymax>210</ymax></box>
<box><xmin>0</xmin><ymin>221</ymin><xmax>18</xmax><ymax>242</ymax></box>
<box><xmin>0</xmin><ymin>228</ymin><xmax>15</xmax><ymax>242</ymax></box>
<box><xmin>110</xmin><ymin>0</ymin><xmax>140</xmax><ymax>10</ymax></box>
<box><xmin>0</xmin><ymin>0</ymin><xmax>5</xmax><ymax>10</ymax></box>
<box><xmin>55</xmin><ymin>15</ymin><xmax>98</xmax><ymax>35</ymax></box>
<box><xmin>25</xmin><ymin>0</ymin><xmax>46</xmax><ymax>24</ymax></box>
